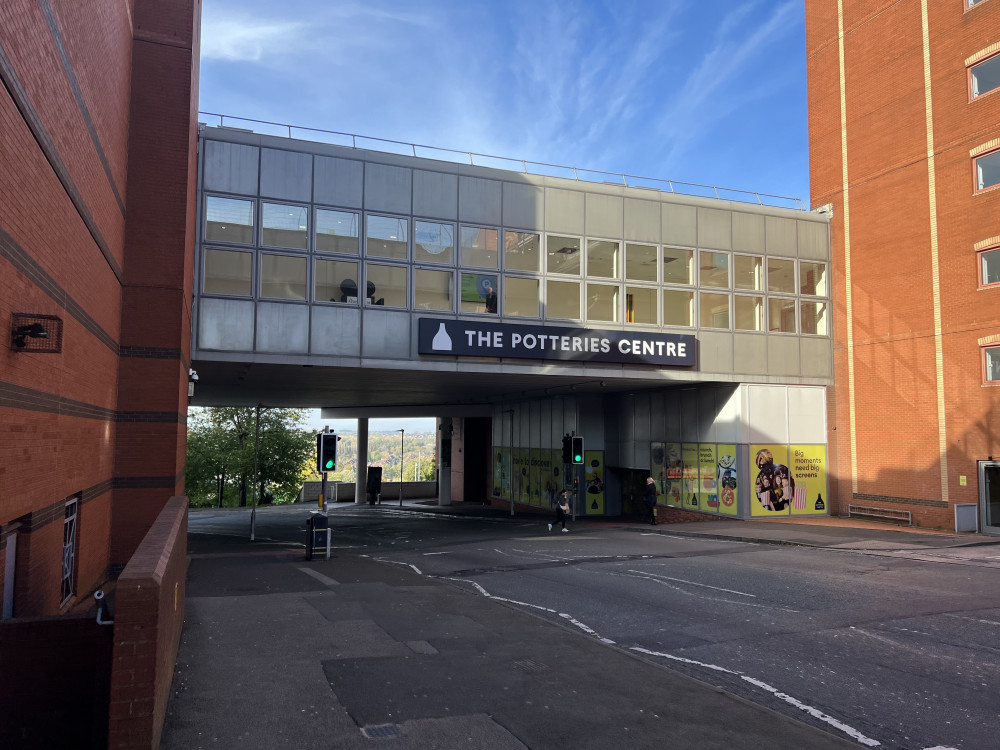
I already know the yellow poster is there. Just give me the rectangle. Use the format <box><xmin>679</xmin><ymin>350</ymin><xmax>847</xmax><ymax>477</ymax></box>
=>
<box><xmin>699</xmin><ymin>444</ymin><xmax>719</xmax><ymax>512</ymax></box>
<box><xmin>541</xmin><ymin>450</ymin><xmax>560</xmax><ymax>508</ymax></box>
<box><xmin>651</xmin><ymin>443</ymin><xmax>666</xmax><ymax>503</ymax></box>
<box><xmin>751</xmin><ymin>444</ymin><xmax>791</xmax><ymax>517</ymax></box>
<box><xmin>682</xmin><ymin>443</ymin><xmax>700</xmax><ymax>510</ymax></box>
<box><xmin>716</xmin><ymin>444</ymin><xmax>738</xmax><ymax>516</ymax></box>
<box><xmin>493</xmin><ymin>448</ymin><xmax>510</xmax><ymax>499</ymax></box>
<box><xmin>512</xmin><ymin>448</ymin><xmax>530</xmax><ymax>505</ymax></box>
<box><xmin>529</xmin><ymin>448</ymin><xmax>542</xmax><ymax>506</ymax></box>
<box><xmin>789</xmin><ymin>445</ymin><xmax>828</xmax><ymax>515</ymax></box>
<box><xmin>664</xmin><ymin>442</ymin><xmax>683</xmax><ymax>507</ymax></box>
<box><xmin>584</xmin><ymin>451</ymin><xmax>605</xmax><ymax>515</ymax></box>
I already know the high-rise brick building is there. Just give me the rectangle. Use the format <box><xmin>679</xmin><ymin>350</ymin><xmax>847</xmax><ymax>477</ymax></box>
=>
<box><xmin>806</xmin><ymin>0</ymin><xmax>1000</xmax><ymax>532</ymax></box>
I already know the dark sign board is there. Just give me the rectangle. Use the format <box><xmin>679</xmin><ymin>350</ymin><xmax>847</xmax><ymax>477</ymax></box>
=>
<box><xmin>418</xmin><ymin>318</ymin><xmax>697</xmax><ymax>367</ymax></box>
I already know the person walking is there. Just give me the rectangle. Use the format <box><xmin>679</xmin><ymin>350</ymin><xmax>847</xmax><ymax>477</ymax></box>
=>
<box><xmin>548</xmin><ymin>490</ymin><xmax>570</xmax><ymax>532</ymax></box>
<box><xmin>643</xmin><ymin>477</ymin><xmax>658</xmax><ymax>525</ymax></box>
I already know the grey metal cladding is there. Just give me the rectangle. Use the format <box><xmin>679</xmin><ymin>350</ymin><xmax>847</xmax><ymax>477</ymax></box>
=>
<box><xmin>362</xmin><ymin>308</ymin><xmax>411</xmax><ymax>358</ymax></box>
<box><xmin>503</xmin><ymin>182</ymin><xmax>544</xmax><ymax>230</ymax></box>
<box><xmin>585</xmin><ymin>193</ymin><xmax>623</xmax><ymax>238</ymax></box>
<box><xmin>797</xmin><ymin>220</ymin><xmax>829</xmax><ymax>260</ymax></box>
<box><xmin>661</xmin><ymin>202</ymin><xmax>697</xmax><ymax>247</ymax></box>
<box><xmin>800</xmin><ymin>336</ymin><xmax>833</xmax><ymax>378</ymax></box>
<box><xmin>203</xmin><ymin>141</ymin><xmax>260</xmax><ymax>195</ymax></box>
<box><xmin>197</xmin><ymin>298</ymin><xmax>254</xmax><ymax>351</ymax></box>
<box><xmin>311</xmin><ymin>305</ymin><xmax>362</xmax><ymax>356</ymax></box>
<box><xmin>698</xmin><ymin>330</ymin><xmax>734</xmax><ymax>374</ymax></box>
<box><xmin>732</xmin><ymin>212</ymin><xmax>765</xmax><ymax>253</ymax></box>
<box><xmin>365</xmin><ymin>163</ymin><xmax>412</xmax><ymax>214</ymax></box>
<box><xmin>624</xmin><ymin>198</ymin><xmax>661</xmax><ymax>243</ymax></box>
<box><xmin>545</xmin><ymin>187</ymin><xmax>585</xmax><ymax>234</ymax></box>
<box><xmin>766</xmin><ymin>335</ymin><xmax>800</xmax><ymax>376</ymax></box>
<box><xmin>260</xmin><ymin>148</ymin><xmax>313</xmax><ymax>202</ymax></box>
<box><xmin>765</xmin><ymin>216</ymin><xmax>797</xmax><ymax>255</ymax></box>
<box><xmin>697</xmin><ymin>207</ymin><xmax>733</xmax><ymax>250</ymax></box>
<box><xmin>733</xmin><ymin>333</ymin><xmax>769</xmax><ymax>376</ymax></box>
<box><xmin>256</xmin><ymin>302</ymin><xmax>309</xmax><ymax>353</ymax></box>
<box><xmin>413</xmin><ymin>170</ymin><xmax>458</xmax><ymax>220</ymax></box>
<box><xmin>459</xmin><ymin>175</ymin><xmax>502</xmax><ymax>225</ymax></box>
<box><xmin>315</xmin><ymin>156</ymin><xmax>364</xmax><ymax>208</ymax></box>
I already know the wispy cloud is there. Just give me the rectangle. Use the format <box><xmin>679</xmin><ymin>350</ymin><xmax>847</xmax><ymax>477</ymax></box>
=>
<box><xmin>201</xmin><ymin>14</ymin><xmax>305</xmax><ymax>62</ymax></box>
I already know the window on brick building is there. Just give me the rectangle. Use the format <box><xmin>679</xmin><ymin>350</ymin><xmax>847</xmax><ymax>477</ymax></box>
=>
<box><xmin>971</xmin><ymin>54</ymin><xmax>1000</xmax><ymax>99</ymax></box>
<box><xmin>968</xmin><ymin>0</ymin><xmax>987</xmax><ymax>9</ymax></box>
<box><xmin>975</xmin><ymin>150</ymin><xmax>1000</xmax><ymax>192</ymax></box>
<box><xmin>985</xmin><ymin>346</ymin><xmax>1000</xmax><ymax>382</ymax></box>
<box><xmin>981</xmin><ymin>247</ymin><xmax>1000</xmax><ymax>286</ymax></box>
<box><xmin>61</xmin><ymin>498</ymin><xmax>78</xmax><ymax>604</ymax></box>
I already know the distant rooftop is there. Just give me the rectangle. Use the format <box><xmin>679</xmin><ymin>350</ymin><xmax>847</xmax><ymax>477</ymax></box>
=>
<box><xmin>199</xmin><ymin>112</ymin><xmax>805</xmax><ymax>212</ymax></box>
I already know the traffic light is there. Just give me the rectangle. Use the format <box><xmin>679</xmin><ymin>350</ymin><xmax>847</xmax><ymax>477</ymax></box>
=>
<box><xmin>571</xmin><ymin>436</ymin><xmax>584</xmax><ymax>464</ymax></box>
<box><xmin>561</xmin><ymin>434</ymin><xmax>572</xmax><ymax>464</ymax></box>
<box><xmin>317</xmin><ymin>432</ymin><xmax>339</xmax><ymax>473</ymax></box>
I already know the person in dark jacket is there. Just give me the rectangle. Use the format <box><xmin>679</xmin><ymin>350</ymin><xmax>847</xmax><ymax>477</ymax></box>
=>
<box><xmin>548</xmin><ymin>490</ymin><xmax>570</xmax><ymax>532</ymax></box>
<box><xmin>643</xmin><ymin>477</ymin><xmax>658</xmax><ymax>525</ymax></box>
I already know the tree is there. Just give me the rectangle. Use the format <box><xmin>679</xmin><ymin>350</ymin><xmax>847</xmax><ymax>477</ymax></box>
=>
<box><xmin>185</xmin><ymin>407</ymin><xmax>315</xmax><ymax>507</ymax></box>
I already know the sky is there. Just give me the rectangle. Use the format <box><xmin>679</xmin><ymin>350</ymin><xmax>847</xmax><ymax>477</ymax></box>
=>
<box><xmin>197</xmin><ymin>0</ymin><xmax>812</xmax><ymax>432</ymax></box>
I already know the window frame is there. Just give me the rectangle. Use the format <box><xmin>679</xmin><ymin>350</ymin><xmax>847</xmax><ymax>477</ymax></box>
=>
<box><xmin>545</xmin><ymin>234</ymin><xmax>583</xmax><ymax>277</ymax></box>
<box><xmin>314</xmin><ymin>257</ymin><xmax>360</xmax><ymax>305</ymax></box>
<box><xmin>413</xmin><ymin>218</ymin><xmax>457</xmax><ymax>266</ymax></box>
<box><xmin>365</xmin><ymin>213</ymin><xmax>411</xmax><ymax>260</ymax></box>
<box><xmin>204</xmin><ymin>194</ymin><xmax>256</xmax><ymax>246</ymax></box>
<box><xmin>973</xmin><ymin>147</ymin><xmax>1000</xmax><ymax>194</ymax></box>
<box><xmin>202</xmin><ymin>247</ymin><xmax>254</xmax><ymax>298</ymax></box>
<box><xmin>260</xmin><ymin>200</ymin><xmax>310</xmax><ymax>251</ymax></box>
<box><xmin>315</xmin><ymin>206</ymin><xmax>361</xmax><ymax>256</ymax></box>
<box><xmin>969</xmin><ymin>51</ymin><xmax>1000</xmax><ymax>102</ymax></box>
<box><xmin>979</xmin><ymin>245</ymin><xmax>1000</xmax><ymax>288</ymax></box>
<box><xmin>503</xmin><ymin>229</ymin><xmax>542</xmax><ymax>273</ymax></box>
<box><xmin>459</xmin><ymin>224</ymin><xmax>500</xmax><ymax>270</ymax></box>
<box><xmin>984</xmin><ymin>344</ymin><xmax>1000</xmax><ymax>383</ymax></box>
<box><xmin>259</xmin><ymin>251</ymin><xmax>309</xmax><ymax>302</ymax></box>
<box><xmin>966</xmin><ymin>0</ymin><xmax>990</xmax><ymax>12</ymax></box>
<box><xmin>767</xmin><ymin>296</ymin><xmax>798</xmax><ymax>335</ymax></box>
<box><xmin>60</xmin><ymin>497</ymin><xmax>79</xmax><ymax>606</ymax></box>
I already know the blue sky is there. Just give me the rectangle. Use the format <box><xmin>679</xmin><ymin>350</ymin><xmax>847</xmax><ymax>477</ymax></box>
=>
<box><xmin>198</xmin><ymin>0</ymin><xmax>811</xmax><ymax>432</ymax></box>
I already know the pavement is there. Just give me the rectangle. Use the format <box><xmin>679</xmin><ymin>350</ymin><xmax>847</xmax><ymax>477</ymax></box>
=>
<box><xmin>161</xmin><ymin>503</ymin><xmax>1000</xmax><ymax>749</ymax></box>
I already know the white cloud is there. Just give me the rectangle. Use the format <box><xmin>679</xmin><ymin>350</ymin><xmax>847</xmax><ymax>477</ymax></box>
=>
<box><xmin>201</xmin><ymin>14</ymin><xmax>305</xmax><ymax>62</ymax></box>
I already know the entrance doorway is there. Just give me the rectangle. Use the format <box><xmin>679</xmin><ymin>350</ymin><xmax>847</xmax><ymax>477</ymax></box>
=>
<box><xmin>979</xmin><ymin>462</ymin><xmax>1000</xmax><ymax>535</ymax></box>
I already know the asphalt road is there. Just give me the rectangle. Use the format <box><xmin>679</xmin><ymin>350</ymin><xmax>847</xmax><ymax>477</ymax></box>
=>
<box><xmin>190</xmin><ymin>504</ymin><xmax>1000</xmax><ymax>749</ymax></box>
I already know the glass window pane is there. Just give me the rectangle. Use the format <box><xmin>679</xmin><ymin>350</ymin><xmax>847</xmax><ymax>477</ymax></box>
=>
<box><xmin>800</xmin><ymin>301</ymin><xmax>828</xmax><ymax>335</ymax></box>
<box><xmin>700</xmin><ymin>250</ymin><xmax>729</xmax><ymax>288</ymax></box>
<box><xmin>546</xmin><ymin>279</ymin><xmax>580</xmax><ymax>319</ymax></box>
<box><xmin>699</xmin><ymin>291</ymin><xmax>730</xmax><ymax>329</ymax></box>
<box><xmin>768</xmin><ymin>258</ymin><xmax>795</xmax><ymax>294</ymax></box>
<box><xmin>262</xmin><ymin>203</ymin><xmax>308</xmax><ymax>249</ymax></box>
<box><xmin>587</xmin><ymin>240</ymin><xmax>619</xmax><ymax>278</ymax></box>
<box><xmin>971</xmin><ymin>54</ymin><xmax>1000</xmax><ymax>98</ymax></box>
<box><xmin>366</xmin><ymin>263</ymin><xmax>407</xmax><ymax>307</ymax></box>
<box><xmin>768</xmin><ymin>298</ymin><xmax>796</xmax><ymax>332</ymax></box>
<box><xmin>734</xmin><ymin>254</ymin><xmax>763</xmax><ymax>291</ymax></box>
<box><xmin>414</xmin><ymin>221</ymin><xmax>454</xmax><ymax>264</ymax></box>
<box><xmin>734</xmin><ymin>295</ymin><xmax>764</xmax><ymax>331</ymax></box>
<box><xmin>316</xmin><ymin>209</ymin><xmax>359</xmax><ymax>254</ymax></box>
<box><xmin>982</xmin><ymin>248</ymin><xmax>1000</xmax><ymax>285</ymax></box>
<box><xmin>461</xmin><ymin>226</ymin><xmax>499</xmax><ymax>268</ymax></box>
<box><xmin>261</xmin><ymin>254</ymin><xmax>307</xmax><ymax>299</ymax></box>
<box><xmin>800</xmin><ymin>261</ymin><xmax>828</xmax><ymax>296</ymax></box>
<box><xmin>415</xmin><ymin>269</ymin><xmax>454</xmax><ymax>311</ymax></box>
<box><xmin>547</xmin><ymin>235</ymin><xmax>581</xmax><ymax>275</ymax></box>
<box><xmin>977</xmin><ymin>150</ymin><xmax>1000</xmax><ymax>191</ymax></box>
<box><xmin>586</xmin><ymin>283</ymin><xmax>619</xmax><ymax>322</ymax></box>
<box><xmin>504</xmin><ymin>231</ymin><xmax>540</xmax><ymax>272</ymax></box>
<box><xmin>505</xmin><ymin>277</ymin><xmax>540</xmax><ymax>317</ymax></box>
<box><xmin>663</xmin><ymin>290</ymin><xmax>693</xmax><ymax>327</ymax></box>
<box><xmin>204</xmin><ymin>248</ymin><xmax>252</xmax><ymax>295</ymax></box>
<box><xmin>662</xmin><ymin>247</ymin><xmax>693</xmax><ymax>284</ymax></box>
<box><xmin>315</xmin><ymin>259</ymin><xmax>359</xmax><ymax>303</ymax></box>
<box><xmin>367</xmin><ymin>215</ymin><xmax>408</xmax><ymax>259</ymax></box>
<box><xmin>625</xmin><ymin>286</ymin><xmax>657</xmax><ymax>325</ymax></box>
<box><xmin>460</xmin><ymin>273</ymin><xmax>498</xmax><ymax>314</ymax></box>
<box><xmin>205</xmin><ymin>197</ymin><xmax>254</xmax><ymax>244</ymax></box>
<box><xmin>987</xmin><ymin>347</ymin><xmax>1000</xmax><ymax>381</ymax></box>
<box><xmin>625</xmin><ymin>243</ymin><xmax>657</xmax><ymax>282</ymax></box>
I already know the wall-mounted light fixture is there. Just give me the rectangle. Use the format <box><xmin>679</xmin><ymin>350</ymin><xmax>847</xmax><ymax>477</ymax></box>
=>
<box><xmin>10</xmin><ymin>313</ymin><xmax>62</xmax><ymax>352</ymax></box>
<box><xmin>188</xmin><ymin>368</ymin><xmax>199</xmax><ymax>398</ymax></box>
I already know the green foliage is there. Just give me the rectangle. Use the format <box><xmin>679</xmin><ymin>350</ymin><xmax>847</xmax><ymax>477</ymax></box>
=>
<box><xmin>303</xmin><ymin>432</ymin><xmax>437</xmax><ymax>483</ymax></box>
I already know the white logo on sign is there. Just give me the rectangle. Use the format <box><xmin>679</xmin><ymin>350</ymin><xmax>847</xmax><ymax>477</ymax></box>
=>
<box><xmin>431</xmin><ymin>322</ymin><xmax>453</xmax><ymax>351</ymax></box>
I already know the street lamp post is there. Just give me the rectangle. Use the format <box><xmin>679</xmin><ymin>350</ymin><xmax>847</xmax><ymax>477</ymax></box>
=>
<box><xmin>396</xmin><ymin>428</ymin><xmax>405</xmax><ymax>507</ymax></box>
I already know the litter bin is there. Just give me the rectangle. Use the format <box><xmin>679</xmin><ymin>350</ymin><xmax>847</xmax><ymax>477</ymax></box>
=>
<box><xmin>305</xmin><ymin>512</ymin><xmax>329</xmax><ymax>560</ymax></box>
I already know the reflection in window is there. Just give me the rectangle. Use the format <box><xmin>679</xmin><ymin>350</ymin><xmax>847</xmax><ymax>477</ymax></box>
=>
<box><xmin>460</xmin><ymin>273</ymin><xmax>498</xmax><ymax>314</ymax></box>
<box><xmin>204</xmin><ymin>248</ymin><xmax>252</xmax><ymax>296</ymax></box>
<box><xmin>504</xmin><ymin>231</ymin><xmax>540</xmax><ymax>272</ymax></box>
<box><xmin>367</xmin><ymin>215</ymin><xmax>408</xmax><ymax>259</ymax></box>
<box><xmin>976</xmin><ymin>150</ymin><xmax>1000</xmax><ymax>192</ymax></box>
<box><xmin>800</xmin><ymin>301</ymin><xmax>828</xmax><ymax>335</ymax></box>
<box><xmin>546</xmin><ymin>279</ymin><xmax>580</xmax><ymax>319</ymax></box>
<box><xmin>316</xmin><ymin>209</ymin><xmax>359</xmax><ymax>254</ymax></box>
<box><xmin>261</xmin><ymin>254</ymin><xmax>307</xmax><ymax>300</ymax></box>
<box><xmin>262</xmin><ymin>203</ymin><xmax>308</xmax><ymax>249</ymax></box>
<box><xmin>663</xmin><ymin>289</ymin><xmax>693</xmax><ymax>327</ymax></box>
<box><xmin>587</xmin><ymin>283</ymin><xmax>619</xmax><ymax>322</ymax></box>
<box><xmin>700</xmin><ymin>250</ymin><xmax>729</xmax><ymax>288</ymax></box>
<box><xmin>315</xmin><ymin>259</ymin><xmax>359</xmax><ymax>303</ymax></box>
<box><xmin>625</xmin><ymin>243</ymin><xmax>657</xmax><ymax>282</ymax></box>
<box><xmin>414</xmin><ymin>221</ymin><xmax>454</xmax><ymax>264</ymax></box>
<box><xmin>986</xmin><ymin>346</ymin><xmax>1000</xmax><ymax>382</ymax></box>
<box><xmin>768</xmin><ymin>298</ymin><xmax>796</xmax><ymax>333</ymax></box>
<box><xmin>415</xmin><ymin>269</ymin><xmax>454</xmax><ymax>311</ymax></box>
<box><xmin>461</xmin><ymin>226</ymin><xmax>499</xmax><ymax>268</ymax></box>
<box><xmin>587</xmin><ymin>240</ymin><xmax>619</xmax><ymax>278</ymax></box>
<box><xmin>699</xmin><ymin>292</ymin><xmax>729</xmax><ymax>329</ymax></box>
<box><xmin>505</xmin><ymin>276</ymin><xmax>540</xmax><ymax>317</ymax></box>
<box><xmin>547</xmin><ymin>235</ymin><xmax>581</xmax><ymax>275</ymax></box>
<box><xmin>734</xmin><ymin>295</ymin><xmax>764</xmax><ymax>331</ymax></box>
<box><xmin>981</xmin><ymin>247</ymin><xmax>1000</xmax><ymax>285</ymax></box>
<box><xmin>971</xmin><ymin>54</ymin><xmax>1000</xmax><ymax>98</ymax></box>
<box><xmin>768</xmin><ymin>258</ymin><xmax>796</xmax><ymax>294</ymax></box>
<box><xmin>799</xmin><ymin>262</ymin><xmax>828</xmax><ymax>296</ymax></box>
<box><xmin>663</xmin><ymin>247</ymin><xmax>694</xmax><ymax>284</ymax></box>
<box><xmin>625</xmin><ymin>286</ymin><xmax>657</xmax><ymax>325</ymax></box>
<box><xmin>734</xmin><ymin>254</ymin><xmax>763</xmax><ymax>291</ymax></box>
<box><xmin>206</xmin><ymin>196</ymin><xmax>254</xmax><ymax>244</ymax></box>
<box><xmin>365</xmin><ymin>263</ymin><xmax>407</xmax><ymax>307</ymax></box>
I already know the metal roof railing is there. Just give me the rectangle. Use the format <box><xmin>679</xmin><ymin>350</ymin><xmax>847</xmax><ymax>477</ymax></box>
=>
<box><xmin>198</xmin><ymin>111</ymin><xmax>805</xmax><ymax>211</ymax></box>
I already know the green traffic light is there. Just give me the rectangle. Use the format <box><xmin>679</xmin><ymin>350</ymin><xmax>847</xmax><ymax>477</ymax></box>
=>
<box><xmin>574</xmin><ymin>454</ymin><xmax>582</xmax><ymax>463</ymax></box>
<box><xmin>324</xmin><ymin>460</ymin><xmax>334</xmax><ymax>470</ymax></box>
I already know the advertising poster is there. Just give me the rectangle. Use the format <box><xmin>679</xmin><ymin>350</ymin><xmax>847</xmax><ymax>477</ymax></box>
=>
<box><xmin>584</xmin><ymin>451</ymin><xmax>605</xmax><ymax>515</ymax></box>
<box><xmin>529</xmin><ymin>448</ymin><xmax>542</xmax><ymax>506</ymax></box>
<box><xmin>664</xmin><ymin>442</ymin><xmax>683</xmax><ymax>507</ymax></box>
<box><xmin>750</xmin><ymin>444</ymin><xmax>792</xmax><ymax>517</ymax></box>
<box><xmin>790</xmin><ymin>445</ymin><xmax>828</xmax><ymax>515</ymax></box>
<box><xmin>541</xmin><ymin>450</ymin><xmax>561</xmax><ymax>509</ymax></box>
<box><xmin>699</xmin><ymin>444</ymin><xmax>719</xmax><ymax>512</ymax></box>
<box><xmin>493</xmin><ymin>448</ymin><xmax>510</xmax><ymax>499</ymax></box>
<box><xmin>512</xmin><ymin>448</ymin><xmax>530</xmax><ymax>506</ymax></box>
<box><xmin>651</xmin><ymin>442</ymin><xmax>667</xmax><ymax>503</ymax></box>
<box><xmin>682</xmin><ymin>443</ymin><xmax>700</xmax><ymax>509</ymax></box>
<box><xmin>716</xmin><ymin>444</ymin><xmax>738</xmax><ymax>516</ymax></box>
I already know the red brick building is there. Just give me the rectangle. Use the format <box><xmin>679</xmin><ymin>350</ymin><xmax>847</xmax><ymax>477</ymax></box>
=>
<box><xmin>0</xmin><ymin>0</ymin><xmax>199</xmax><ymax>618</ymax></box>
<box><xmin>806</xmin><ymin>0</ymin><xmax>1000</xmax><ymax>532</ymax></box>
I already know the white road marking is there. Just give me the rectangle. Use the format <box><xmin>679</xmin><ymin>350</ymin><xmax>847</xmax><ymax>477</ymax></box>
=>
<box><xmin>297</xmin><ymin>567</ymin><xmax>339</xmax><ymax>586</ymax></box>
<box><xmin>943</xmin><ymin>613</ymin><xmax>1000</xmax><ymax>627</ymax></box>
<box><xmin>627</xmin><ymin>570</ymin><xmax>757</xmax><ymax>597</ymax></box>
<box><xmin>374</xmin><ymin>558</ymin><xmax>422</xmax><ymax>575</ymax></box>
<box><xmin>422</xmin><ymin>551</ymin><xmax>452</xmax><ymax>555</ymax></box>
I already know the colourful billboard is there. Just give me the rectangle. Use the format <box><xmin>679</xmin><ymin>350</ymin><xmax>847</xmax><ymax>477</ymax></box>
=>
<box><xmin>584</xmin><ymin>451</ymin><xmax>605</xmax><ymax>515</ymax></box>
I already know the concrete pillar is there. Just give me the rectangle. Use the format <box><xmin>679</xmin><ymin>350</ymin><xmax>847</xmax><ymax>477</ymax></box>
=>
<box><xmin>438</xmin><ymin>418</ymin><xmax>452</xmax><ymax>506</ymax></box>
<box><xmin>356</xmin><ymin>418</ymin><xmax>369</xmax><ymax>504</ymax></box>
